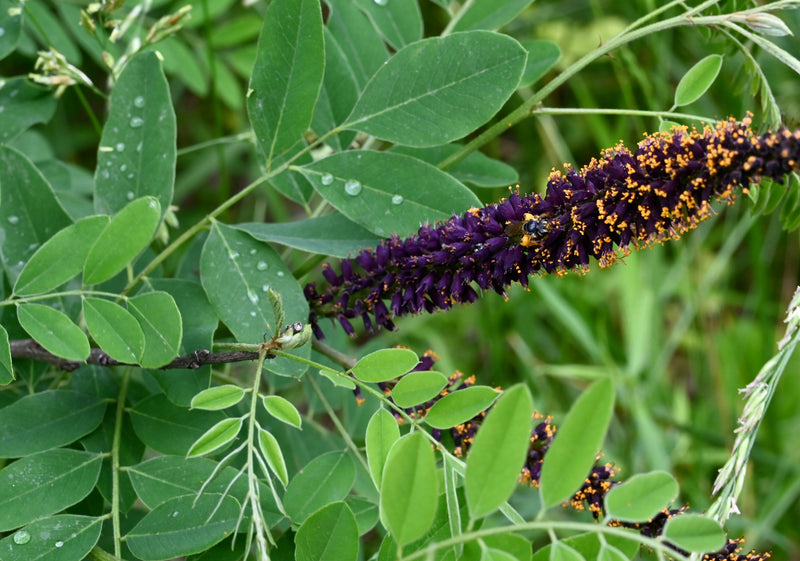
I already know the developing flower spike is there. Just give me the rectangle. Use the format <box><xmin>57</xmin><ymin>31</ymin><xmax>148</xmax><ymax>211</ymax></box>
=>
<box><xmin>305</xmin><ymin>116</ymin><xmax>800</xmax><ymax>337</ymax></box>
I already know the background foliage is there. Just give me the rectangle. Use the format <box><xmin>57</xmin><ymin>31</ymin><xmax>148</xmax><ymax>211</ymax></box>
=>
<box><xmin>0</xmin><ymin>0</ymin><xmax>799</xmax><ymax>560</ymax></box>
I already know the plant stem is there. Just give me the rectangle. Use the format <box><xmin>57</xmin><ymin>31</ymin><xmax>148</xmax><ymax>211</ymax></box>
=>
<box><xmin>111</xmin><ymin>369</ymin><xmax>130</xmax><ymax>560</ymax></box>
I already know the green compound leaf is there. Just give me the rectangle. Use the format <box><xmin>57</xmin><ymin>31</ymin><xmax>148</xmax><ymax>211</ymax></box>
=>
<box><xmin>247</xmin><ymin>0</ymin><xmax>324</xmax><ymax>168</ymax></box>
<box><xmin>0</xmin><ymin>515</ymin><xmax>103</xmax><ymax>561</ymax></box>
<box><xmin>674</xmin><ymin>54</ymin><xmax>723</xmax><ymax>107</ymax></box>
<box><xmin>353</xmin><ymin>0</ymin><xmax>422</xmax><ymax>50</ymax></box>
<box><xmin>83</xmin><ymin>297</ymin><xmax>145</xmax><ymax>364</ymax></box>
<box><xmin>125</xmin><ymin>494</ymin><xmax>240</xmax><ymax>561</ymax></box>
<box><xmin>423</xmin><ymin>385</ymin><xmax>500</xmax><ymax>429</ymax></box>
<box><xmin>190</xmin><ymin>385</ymin><xmax>246</xmax><ymax>411</ymax></box>
<box><xmin>343</xmin><ymin>31</ymin><xmax>526</xmax><ymax>147</ymax></box>
<box><xmin>262</xmin><ymin>395</ymin><xmax>302</xmax><ymax>428</ymax></box>
<box><xmin>200</xmin><ymin>222</ymin><xmax>309</xmax><ymax>377</ymax></box>
<box><xmin>390</xmin><ymin>370</ymin><xmax>449</xmax><ymax>409</ymax></box>
<box><xmin>258</xmin><ymin>427</ymin><xmax>289</xmax><ymax>486</ymax></box>
<box><xmin>284</xmin><ymin>451</ymin><xmax>356</xmax><ymax>525</ymax></box>
<box><xmin>0</xmin><ymin>79</ymin><xmax>57</xmax><ymax>143</ymax></box>
<box><xmin>127</xmin><ymin>291</ymin><xmax>183</xmax><ymax>368</ymax></box>
<box><xmin>83</xmin><ymin>196</ymin><xmax>161</xmax><ymax>285</ymax></box>
<box><xmin>662</xmin><ymin>514</ymin><xmax>726</xmax><ymax>554</ymax></box>
<box><xmin>380</xmin><ymin>431</ymin><xmax>438</xmax><ymax>546</ymax></box>
<box><xmin>540</xmin><ymin>378</ymin><xmax>615</xmax><ymax>508</ymax></box>
<box><xmin>300</xmin><ymin>151</ymin><xmax>481</xmax><ymax>238</ymax></box>
<box><xmin>94</xmin><ymin>51</ymin><xmax>176</xmax><ymax>217</ymax></box>
<box><xmin>187</xmin><ymin>417</ymin><xmax>243</xmax><ymax>457</ymax></box>
<box><xmin>0</xmin><ymin>449</ymin><xmax>102</xmax><ymax>531</ymax></box>
<box><xmin>0</xmin><ymin>390</ymin><xmax>106</xmax><ymax>458</ymax></box>
<box><xmin>465</xmin><ymin>384</ymin><xmax>534</xmax><ymax>519</ymax></box>
<box><xmin>351</xmin><ymin>347</ymin><xmax>419</xmax><ymax>383</ymax></box>
<box><xmin>14</xmin><ymin>215</ymin><xmax>109</xmax><ymax>296</ymax></box>
<box><xmin>296</xmin><ymin>502</ymin><xmax>359</xmax><ymax>561</ymax></box>
<box><xmin>0</xmin><ymin>145</ymin><xmax>72</xmax><ymax>284</ymax></box>
<box><xmin>16</xmin><ymin>303</ymin><xmax>90</xmax><ymax>362</ymax></box>
<box><xmin>451</xmin><ymin>0</ymin><xmax>535</xmax><ymax>32</ymax></box>
<box><xmin>365</xmin><ymin>408</ymin><xmax>400</xmax><ymax>489</ymax></box>
<box><xmin>0</xmin><ymin>325</ymin><xmax>12</xmax><ymax>385</ymax></box>
<box><xmin>129</xmin><ymin>393</ymin><xmax>227</xmax><ymax>456</ymax></box>
<box><xmin>603</xmin><ymin>470</ymin><xmax>679</xmax><ymax>523</ymax></box>
<box><xmin>236</xmin><ymin>214</ymin><xmax>381</xmax><ymax>259</ymax></box>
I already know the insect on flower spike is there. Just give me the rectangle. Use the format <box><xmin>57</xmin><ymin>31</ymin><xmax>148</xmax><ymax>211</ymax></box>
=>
<box><xmin>305</xmin><ymin>115</ymin><xmax>800</xmax><ymax>337</ymax></box>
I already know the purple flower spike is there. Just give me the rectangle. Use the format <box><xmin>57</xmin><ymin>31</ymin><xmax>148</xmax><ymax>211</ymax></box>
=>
<box><xmin>306</xmin><ymin>116</ymin><xmax>800</xmax><ymax>336</ymax></box>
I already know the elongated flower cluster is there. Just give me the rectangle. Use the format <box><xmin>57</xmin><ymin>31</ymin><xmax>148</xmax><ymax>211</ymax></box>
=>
<box><xmin>306</xmin><ymin>116</ymin><xmax>800</xmax><ymax>336</ymax></box>
<box><xmin>368</xmin><ymin>352</ymin><xmax>771</xmax><ymax>561</ymax></box>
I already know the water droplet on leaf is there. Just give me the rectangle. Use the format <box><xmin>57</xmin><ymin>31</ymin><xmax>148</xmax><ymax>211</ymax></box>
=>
<box><xmin>126</xmin><ymin>191</ymin><xmax>135</xmax><ymax>200</ymax></box>
<box><xmin>129</xmin><ymin>117</ymin><xmax>144</xmax><ymax>128</ymax></box>
<box><xmin>344</xmin><ymin>179</ymin><xmax>362</xmax><ymax>196</ymax></box>
<box><xmin>256</xmin><ymin>261</ymin><xmax>268</xmax><ymax>271</ymax></box>
<box><xmin>391</xmin><ymin>194</ymin><xmax>404</xmax><ymax>205</ymax></box>
<box><xmin>7</xmin><ymin>215</ymin><xmax>19</xmax><ymax>225</ymax></box>
<box><xmin>247</xmin><ymin>289</ymin><xmax>259</xmax><ymax>304</ymax></box>
<box><xmin>116</xmin><ymin>142</ymin><xmax>125</xmax><ymax>152</ymax></box>
<box><xmin>13</xmin><ymin>530</ymin><xmax>30</xmax><ymax>544</ymax></box>
<box><xmin>321</xmin><ymin>173</ymin><xmax>334</xmax><ymax>185</ymax></box>
<box><xmin>374</xmin><ymin>0</ymin><xmax>389</xmax><ymax>5</ymax></box>
<box><xmin>55</xmin><ymin>541</ymin><xmax>63</xmax><ymax>548</ymax></box>
<box><xmin>133</xmin><ymin>96</ymin><xmax>145</xmax><ymax>108</ymax></box>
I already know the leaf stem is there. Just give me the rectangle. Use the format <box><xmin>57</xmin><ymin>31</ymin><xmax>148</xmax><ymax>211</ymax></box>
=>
<box><xmin>111</xmin><ymin>368</ymin><xmax>131</xmax><ymax>559</ymax></box>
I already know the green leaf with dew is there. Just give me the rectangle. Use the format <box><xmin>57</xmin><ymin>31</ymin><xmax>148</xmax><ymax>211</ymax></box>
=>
<box><xmin>127</xmin><ymin>291</ymin><xmax>183</xmax><ymax>368</ymax></box>
<box><xmin>284</xmin><ymin>451</ymin><xmax>356</xmax><ymax>524</ymax></box>
<box><xmin>0</xmin><ymin>515</ymin><xmax>103</xmax><ymax>561</ymax></box>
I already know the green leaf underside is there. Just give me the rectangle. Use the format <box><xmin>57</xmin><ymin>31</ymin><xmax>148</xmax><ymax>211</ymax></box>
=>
<box><xmin>343</xmin><ymin>31</ymin><xmax>527</xmax><ymax>147</ymax></box>
<box><xmin>127</xmin><ymin>291</ymin><xmax>183</xmax><ymax>368</ymax></box>
<box><xmin>391</xmin><ymin>145</ymin><xmax>518</xmax><ymax>188</ymax></box>
<box><xmin>200</xmin><ymin>222</ymin><xmax>309</xmax><ymax>376</ymax></box>
<box><xmin>390</xmin><ymin>370</ymin><xmax>449</xmax><ymax>408</ymax></box>
<box><xmin>662</xmin><ymin>514</ymin><xmax>726</xmax><ymax>553</ymax></box>
<box><xmin>262</xmin><ymin>394</ymin><xmax>303</xmax><ymax>428</ymax></box>
<box><xmin>83</xmin><ymin>196</ymin><xmax>161</xmax><ymax>285</ymax></box>
<box><xmin>465</xmin><ymin>384</ymin><xmax>534</xmax><ymax>518</ymax></box>
<box><xmin>0</xmin><ymin>449</ymin><xmax>102</xmax><ymax>531</ymax></box>
<box><xmin>247</xmin><ymin>0</ymin><xmax>324</xmax><ymax>167</ymax></box>
<box><xmin>235</xmin><ymin>215</ymin><xmax>381</xmax><ymax>259</ymax></box>
<box><xmin>301</xmin><ymin>151</ymin><xmax>481</xmax><ymax>238</ymax></box>
<box><xmin>284</xmin><ymin>451</ymin><xmax>356</xmax><ymax>524</ymax></box>
<box><xmin>351</xmin><ymin>347</ymin><xmax>420</xmax><ymax>383</ymax></box>
<box><xmin>353</xmin><ymin>0</ymin><xmax>422</xmax><ymax>50</ymax></box>
<box><xmin>258</xmin><ymin>427</ymin><xmax>289</xmax><ymax>485</ymax></box>
<box><xmin>14</xmin><ymin>215</ymin><xmax>109</xmax><ymax>296</ymax></box>
<box><xmin>16</xmin><ymin>303</ymin><xmax>90</xmax><ymax>362</ymax></box>
<box><xmin>451</xmin><ymin>0</ymin><xmax>535</xmax><ymax>32</ymax></box>
<box><xmin>0</xmin><ymin>515</ymin><xmax>103</xmax><ymax>561</ymax></box>
<box><xmin>83</xmin><ymin>297</ymin><xmax>145</xmax><ymax>364</ymax></box>
<box><xmin>423</xmin><ymin>386</ymin><xmax>500</xmax><ymax>429</ymax></box>
<box><xmin>190</xmin><ymin>385</ymin><xmax>246</xmax><ymax>411</ymax></box>
<box><xmin>93</xmin><ymin>51</ymin><xmax>176</xmax><ymax>217</ymax></box>
<box><xmin>125</xmin><ymin>494</ymin><xmax>241</xmax><ymax>561</ymax></box>
<box><xmin>365</xmin><ymin>408</ymin><xmax>401</xmax><ymax>488</ymax></box>
<box><xmin>674</xmin><ymin>54</ymin><xmax>723</xmax><ymax>107</ymax></box>
<box><xmin>0</xmin><ymin>390</ymin><xmax>106</xmax><ymax>457</ymax></box>
<box><xmin>295</xmin><ymin>502</ymin><xmax>359</xmax><ymax>561</ymax></box>
<box><xmin>540</xmin><ymin>378</ymin><xmax>615</xmax><ymax>508</ymax></box>
<box><xmin>603</xmin><ymin>470</ymin><xmax>679</xmax><ymax>522</ymax></box>
<box><xmin>380</xmin><ymin>431</ymin><xmax>438</xmax><ymax>546</ymax></box>
<box><xmin>187</xmin><ymin>417</ymin><xmax>243</xmax><ymax>457</ymax></box>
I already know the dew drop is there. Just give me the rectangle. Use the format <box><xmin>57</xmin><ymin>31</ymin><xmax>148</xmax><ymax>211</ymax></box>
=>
<box><xmin>256</xmin><ymin>261</ymin><xmax>268</xmax><ymax>271</ymax></box>
<box><xmin>115</xmin><ymin>142</ymin><xmax>125</xmax><ymax>152</ymax></box>
<box><xmin>13</xmin><ymin>530</ymin><xmax>30</xmax><ymax>545</ymax></box>
<box><xmin>247</xmin><ymin>289</ymin><xmax>259</xmax><ymax>304</ymax></box>
<box><xmin>0</xmin><ymin>105</ymin><xmax>4</xmax><ymax>113</ymax></box>
<box><xmin>133</xmin><ymin>96</ymin><xmax>145</xmax><ymax>108</ymax></box>
<box><xmin>7</xmin><ymin>215</ymin><xmax>19</xmax><ymax>225</ymax></box>
<box><xmin>320</xmin><ymin>173</ymin><xmax>334</xmax><ymax>186</ymax></box>
<box><xmin>249</xmin><ymin>248</ymin><xmax>257</xmax><ymax>255</ymax></box>
<box><xmin>127</xmin><ymin>173</ymin><xmax>135</xmax><ymax>179</ymax></box>
<box><xmin>101</xmin><ymin>169</ymin><xmax>110</xmax><ymax>179</ymax></box>
<box><xmin>129</xmin><ymin>117</ymin><xmax>144</xmax><ymax>128</ymax></box>
<box><xmin>276</xmin><ymin>271</ymin><xmax>285</xmax><ymax>277</ymax></box>
<box><xmin>262</xmin><ymin>284</ymin><xmax>270</xmax><ymax>292</ymax></box>
<box><xmin>374</xmin><ymin>0</ymin><xmax>389</xmax><ymax>5</ymax></box>
<box><xmin>250</xmin><ymin>311</ymin><xmax>257</xmax><ymax>317</ymax></box>
<box><xmin>172</xmin><ymin>511</ymin><xmax>179</xmax><ymax>518</ymax></box>
<box><xmin>126</xmin><ymin>191</ymin><xmax>135</xmax><ymax>200</ymax></box>
<box><xmin>344</xmin><ymin>179</ymin><xmax>362</xmax><ymax>196</ymax></box>
<box><xmin>228</xmin><ymin>251</ymin><xmax>239</xmax><ymax>260</ymax></box>
<box><xmin>120</xmin><ymin>164</ymin><xmax>127</xmax><ymax>172</ymax></box>
<box><xmin>391</xmin><ymin>194</ymin><xmax>404</xmax><ymax>205</ymax></box>
<box><xmin>55</xmin><ymin>541</ymin><xmax>64</xmax><ymax>548</ymax></box>
<box><xmin>0</xmin><ymin>28</ymin><xmax>5</xmax><ymax>38</ymax></box>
